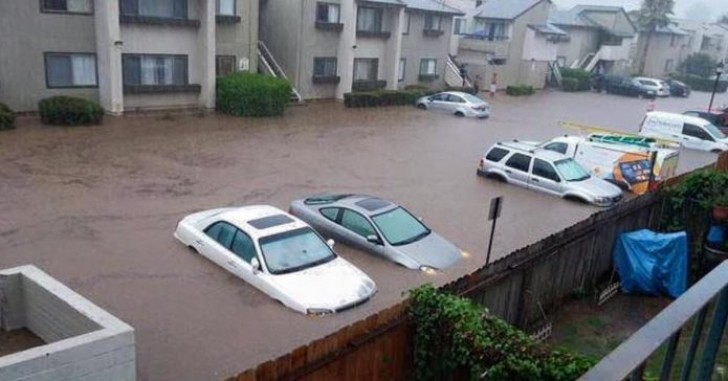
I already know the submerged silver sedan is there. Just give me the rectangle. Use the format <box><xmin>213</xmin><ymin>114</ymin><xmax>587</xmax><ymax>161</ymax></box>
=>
<box><xmin>416</xmin><ymin>91</ymin><xmax>490</xmax><ymax>118</ymax></box>
<box><xmin>289</xmin><ymin>195</ymin><xmax>465</xmax><ymax>272</ymax></box>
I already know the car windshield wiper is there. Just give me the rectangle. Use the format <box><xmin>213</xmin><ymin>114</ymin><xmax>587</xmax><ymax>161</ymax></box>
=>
<box><xmin>393</xmin><ymin>229</ymin><xmax>431</xmax><ymax>246</ymax></box>
<box><xmin>274</xmin><ymin>255</ymin><xmax>335</xmax><ymax>275</ymax></box>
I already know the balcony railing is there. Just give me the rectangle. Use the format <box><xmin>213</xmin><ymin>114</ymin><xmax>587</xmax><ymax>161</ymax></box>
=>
<box><xmin>578</xmin><ymin>260</ymin><xmax>728</xmax><ymax>381</ymax></box>
<box><xmin>119</xmin><ymin>14</ymin><xmax>200</xmax><ymax>27</ymax></box>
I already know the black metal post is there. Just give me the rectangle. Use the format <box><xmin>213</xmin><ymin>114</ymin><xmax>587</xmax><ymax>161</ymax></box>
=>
<box><xmin>486</xmin><ymin>217</ymin><xmax>497</xmax><ymax>266</ymax></box>
<box><xmin>709</xmin><ymin>74</ymin><xmax>721</xmax><ymax>112</ymax></box>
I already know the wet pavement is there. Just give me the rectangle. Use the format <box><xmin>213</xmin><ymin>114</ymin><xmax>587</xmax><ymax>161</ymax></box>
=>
<box><xmin>0</xmin><ymin>90</ymin><xmax>723</xmax><ymax>380</ymax></box>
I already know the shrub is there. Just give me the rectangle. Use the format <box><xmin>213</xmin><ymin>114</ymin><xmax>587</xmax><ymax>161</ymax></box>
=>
<box><xmin>410</xmin><ymin>285</ymin><xmax>596</xmax><ymax>381</ymax></box>
<box><xmin>669</xmin><ymin>74</ymin><xmax>728</xmax><ymax>93</ymax></box>
<box><xmin>38</xmin><ymin>96</ymin><xmax>103</xmax><ymax>126</ymax></box>
<box><xmin>344</xmin><ymin>89</ymin><xmax>427</xmax><ymax>108</ymax></box>
<box><xmin>216</xmin><ymin>73</ymin><xmax>292</xmax><ymax>117</ymax></box>
<box><xmin>562</xmin><ymin>78</ymin><xmax>580</xmax><ymax>92</ymax></box>
<box><xmin>560</xmin><ymin>68</ymin><xmax>592</xmax><ymax>91</ymax></box>
<box><xmin>0</xmin><ymin>103</ymin><xmax>16</xmax><ymax>130</ymax></box>
<box><xmin>506</xmin><ymin>85</ymin><xmax>535</xmax><ymax>96</ymax></box>
<box><xmin>679</xmin><ymin>53</ymin><xmax>717</xmax><ymax>78</ymax></box>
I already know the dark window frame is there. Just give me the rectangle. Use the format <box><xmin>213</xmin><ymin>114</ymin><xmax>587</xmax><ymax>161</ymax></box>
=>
<box><xmin>424</xmin><ymin>13</ymin><xmax>443</xmax><ymax>31</ymax></box>
<box><xmin>44</xmin><ymin>52</ymin><xmax>99</xmax><ymax>89</ymax></box>
<box><xmin>216</xmin><ymin>0</ymin><xmax>236</xmax><ymax>16</ymax></box>
<box><xmin>356</xmin><ymin>6</ymin><xmax>384</xmax><ymax>33</ymax></box>
<box><xmin>316</xmin><ymin>2</ymin><xmax>341</xmax><ymax>23</ymax></box>
<box><xmin>505</xmin><ymin>153</ymin><xmax>532</xmax><ymax>172</ymax></box>
<box><xmin>532</xmin><ymin>159</ymin><xmax>561</xmax><ymax>182</ymax></box>
<box><xmin>353</xmin><ymin>58</ymin><xmax>379</xmax><ymax>82</ymax></box>
<box><xmin>40</xmin><ymin>0</ymin><xmax>94</xmax><ymax>15</ymax></box>
<box><xmin>313</xmin><ymin>57</ymin><xmax>338</xmax><ymax>77</ymax></box>
<box><xmin>122</xmin><ymin>53</ymin><xmax>189</xmax><ymax>87</ymax></box>
<box><xmin>119</xmin><ymin>0</ymin><xmax>189</xmax><ymax>20</ymax></box>
<box><xmin>419</xmin><ymin>58</ymin><xmax>438</xmax><ymax>75</ymax></box>
<box><xmin>399</xmin><ymin>58</ymin><xmax>406</xmax><ymax>82</ymax></box>
<box><xmin>216</xmin><ymin>55</ymin><xmax>236</xmax><ymax>77</ymax></box>
<box><xmin>453</xmin><ymin>17</ymin><xmax>466</xmax><ymax>35</ymax></box>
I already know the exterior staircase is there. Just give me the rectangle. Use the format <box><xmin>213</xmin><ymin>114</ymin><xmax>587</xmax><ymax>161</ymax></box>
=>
<box><xmin>549</xmin><ymin>61</ymin><xmax>563</xmax><ymax>87</ymax></box>
<box><xmin>445</xmin><ymin>55</ymin><xmax>472</xmax><ymax>88</ymax></box>
<box><xmin>257</xmin><ymin>41</ymin><xmax>303</xmax><ymax>104</ymax></box>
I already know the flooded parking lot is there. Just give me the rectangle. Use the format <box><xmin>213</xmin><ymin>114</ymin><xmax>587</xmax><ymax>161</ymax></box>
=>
<box><xmin>0</xmin><ymin>90</ymin><xmax>722</xmax><ymax>380</ymax></box>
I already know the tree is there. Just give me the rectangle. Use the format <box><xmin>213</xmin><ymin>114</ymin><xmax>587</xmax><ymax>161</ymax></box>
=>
<box><xmin>679</xmin><ymin>53</ymin><xmax>717</xmax><ymax>78</ymax></box>
<box><xmin>636</xmin><ymin>0</ymin><xmax>675</xmax><ymax>75</ymax></box>
<box><xmin>719</xmin><ymin>13</ymin><xmax>728</xmax><ymax>24</ymax></box>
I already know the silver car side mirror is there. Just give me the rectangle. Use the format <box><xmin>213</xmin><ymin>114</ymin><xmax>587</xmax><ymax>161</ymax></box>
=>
<box><xmin>326</xmin><ymin>239</ymin><xmax>335</xmax><ymax>248</ymax></box>
<box><xmin>366</xmin><ymin>235</ymin><xmax>383</xmax><ymax>245</ymax></box>
<box><xmin>251</xmin><ymin>258</ymin><xmax>261</xmax><ymax>274</ymax></box>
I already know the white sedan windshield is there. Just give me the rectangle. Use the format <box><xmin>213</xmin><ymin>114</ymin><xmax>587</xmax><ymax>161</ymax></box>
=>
<box><xmin>555</xmin><ymin>159</ymin><xmax>590</xmax><ymax>182</ymax></box>
<box><xmin>259</xmin><ymin>228</ymin><xmax>335</xmax><ymax>274</ymax></box>
<box><xmin>372</xmin><ymin>207</ymin><xmax>430</xmax><ymax>246</ymax></box>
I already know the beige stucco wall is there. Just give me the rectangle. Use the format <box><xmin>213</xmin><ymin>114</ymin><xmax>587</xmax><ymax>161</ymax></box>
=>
<box><xmin>639</xmin><ymin>32</ymin><xmax>689</xmax><ymax>77</ymax></box>
<box><xmin>556</xmin><ymin>26</ymin><xmax>599</xmax><ymax>67</ymax></box>
<box><xmin>258</xmin><ymin>0</ymin><xmax>303</xmax><ymax>89</ymax></box>
<box><xmin>216</xmin><ymin>0</ymin><xmax>259</xmax><ymax>74</ymax></box>
<box><xmin>400</xmin><ymin>10</ymin><xmax>454</xmax><ymax>90</ymax></box>
<box><xmin>0</xmin><ymin>1</ymin><xmax>98</xmax><ymax>111</ymax></box>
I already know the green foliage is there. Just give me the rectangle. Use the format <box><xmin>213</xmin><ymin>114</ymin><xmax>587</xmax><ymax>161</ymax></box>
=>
<box><xmin>562</xmin><ymin>78</ymin><xmax>581</xmax><ymax>92</ymax></box>
<box><xmin>670</xmin><ymin>73</ymin><xmax>728</xmax><ymax>93</ymax></box>
<box><xmin>409</xmin><ymin>285</ymin><xmax>596</xmax><ymax>381</ymax></box>
<box><xmin>0</xmin><ymin>103</ymin><xmax>16</xmax><ymax>130</ymax></box>
<box><xmin>506</xmin><ymin>85</ymin><xmax>535</xmax><ymax>96</ymax></box>
<box><xmin>560</xmin><ymin>69</ymin><xmax>592</xmax><ymax>91</ymax></box>
<box><xmin>216</xmin><ymin>73</ymin><xmax>292</xmax><ymax>117</ymax></box>
<box><xmin>38</xmin><ymin>96</ymin><xmax>103</xmax><ymax>126</ymax></box>
<box><xmin>661</xmin><ymin>170</ymin><xmax>728</xmax><ymax>231</ymax></box>
<box><xmin>636</xmin><ymin>0</ymin><xmax>675</xmax><ymax>30</ymax></box>
<box><xmin>720</xmin><ymin>13</ymin><xmax>728</xmax><ymax>24</ymax></box>
<box><xmin>679</xmin><ymin>53</ymin><xmax>719</xmax><ymax>78</ymax></box>
<box><xmin>343</xmin><ymin>89</ymin><xmax>429</xmax><ymax>108</ymax></box>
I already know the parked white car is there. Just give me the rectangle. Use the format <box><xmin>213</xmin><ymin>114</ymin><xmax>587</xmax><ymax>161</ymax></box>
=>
<box><xmin>634</xmin><ymin>77</ymin><xmax>669</xmax><ymax>97</ymax></box>
<box><xmin>639</xmin><ymin>111</ymin><xmax>728</xmax><ymax>153</ymax></box>
<box><xmin>174</xmin><ymin>205</ymin><xmax>376</xmax><ymax>315</ymax></box>
<box><xmin>416</xmin><ymin>91</ymin><xmax>490</xmax><ymax>118</ymax></box>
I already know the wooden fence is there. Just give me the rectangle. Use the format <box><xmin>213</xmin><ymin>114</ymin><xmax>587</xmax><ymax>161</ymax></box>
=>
<box><xmin>227</xmin><ymin>193</ymin><xmax>664</xmax><ymax>381</ymax></box>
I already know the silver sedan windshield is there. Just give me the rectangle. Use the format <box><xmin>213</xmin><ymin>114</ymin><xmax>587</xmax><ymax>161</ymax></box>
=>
<box><xmin>372</xmin><ymin>207</ymin><xmax>430</xmax><ymax>246</ymax></box>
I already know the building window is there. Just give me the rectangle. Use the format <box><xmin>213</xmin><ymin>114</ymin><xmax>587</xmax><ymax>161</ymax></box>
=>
<box><xmin>44</xmin><ymin>53</ymin><xmax>97</xmax><ymax>88</ymax></box>
<box><xmin>399</xmin><ymin>58</ymin><xmax>406</xmax><ymax>82</ymax></box>
<box><xmin>357</xmin><ymin>7</ymin><xmax>383</xmax><ymax>32</ymax></box>
<box><xmin>557</xmin><ymin>56</ymin><xmax>566</xmax><ymax>67</ymax></box>
<box><xmin>419</xmin><ymin>59</ymin><xmax>437</xmax><ymax>75</ymax></box>
<box><xmin>216</xmin><ymin>55</ymin><xmax>236</xmax><ymax>77</ymax></box>
<box><xmin>353</xmin><ymin>58</ymin><xmax>378</xmax><ymax>81</ymax></box>
<box><xmin>475</xmin><ymin>19</ymin><xmax>508</xmax><ymax>41</ymax></box>
<box><xmin>403</xmin><ymin>12</ymin><xmax>410</xmax><ymax>35</ymax></box>
<box><xmin>453</xmin><ymin>17</ymin><xmax>466</xmax><ymax>35</ymax></box>
<box><xmin>670</xmin><ymin>34</ymin><xmax>677</xmax><ymax>47</ymax></box>
<box><xmin>120</xmin><ymin>0</ymin><xmax>188</xmax><ymax>19</ymax></box>
<box><xmin>316</xmin><ymin>2</ymin><xmax>340</xmax><ymax>23</ymax></box>
<box><xmin>314</xmin><ymin>57</ymin><xmax>337</xmax><ymax>77</ymax></box>
<box><xmin>41</xmin><ymin>0</ymin><xmax>92</xmax><ymax>14</ymax></box>
<box><xmin>664</xmin><ymin>59</ymin><xmax>674</xmax><ymax>73</ymax></box>
<box><xmin>424</xmin><ymin>14</ymin><xmax>442</xmax><ymax>31</ymax></box>
<box><xmin>217</xmin><ymin>0</ymin><xmax>235</xmax><ymax>15</ymax></box>
<box><xmin>122</xmin><ymin>54</ymin><xmax>188</xmax><ymax>86</ymax></box>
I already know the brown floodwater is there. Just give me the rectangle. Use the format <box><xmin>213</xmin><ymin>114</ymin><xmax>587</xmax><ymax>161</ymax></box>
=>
<box><xmin>0</xmin><ymin>90</ymin><xmax>721</xmax><ymax>380</ymax></box>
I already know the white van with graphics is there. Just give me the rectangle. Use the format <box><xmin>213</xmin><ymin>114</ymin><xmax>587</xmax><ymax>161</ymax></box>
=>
<box><xmin>639</xmin><ymin>111</ymin><xmax>728</xmax><ymax>153</ymax></box>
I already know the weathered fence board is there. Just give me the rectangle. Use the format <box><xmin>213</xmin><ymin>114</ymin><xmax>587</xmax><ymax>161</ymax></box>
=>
<box><xmin>227</xmin><ymin>192</ymin><xmax>666</xmax><ymax>381</ymax></box>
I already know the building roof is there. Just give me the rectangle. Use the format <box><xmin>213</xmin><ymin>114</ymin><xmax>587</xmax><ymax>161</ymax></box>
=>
<box><xmin>528</xmin><ymin>23</ymin><xmax>568</xmax><ymax>36</ymax></box>
<box><xmin>361</xmin><ymin>0</ymin><xmax>406</xmax><ymax>7</ymax></box>
<box><xmin>549</xmin><ymin>5</ymin><xmax>636</xmax><ymax>37</ymax></box>
<box><xmin>402</xmin><ymin>0</ymin><xmax>465</xmax><ymax>15</ymax></box>
<box><xmin>473</xmin><ymin>0</ymin><xmax>544</xmax><ymax>21</ymax></box>
<box><xmin>654</xmin><ymin>24</ymin><xmax>689</xmax><ymax>36</ymax></box>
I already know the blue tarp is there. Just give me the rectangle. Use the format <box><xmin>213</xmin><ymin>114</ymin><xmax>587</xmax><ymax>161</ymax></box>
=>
<box><xmin>613</xmin><ymin>229</ymin><xmax>688</xmax><ymax>298</ymax></box>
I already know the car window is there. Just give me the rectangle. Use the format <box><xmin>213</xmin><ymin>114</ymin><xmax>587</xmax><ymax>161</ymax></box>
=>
<box><xmin>532</xmin><ymin>159</ymin><xmax>560</xmax><ymax>182</ymax></box>
<box><xmin>341</xmin><ymin>209</ymin><xmax>378</xmax><ymax>238</ymax></box>
<box><xmin>230</xmin><ymin>230</ymin><xmax>257</xmax><ymax>263</ymax></box>
<box><xmin>445</xmin><ymin>94</ymin><xmax>465</xmax><ymax>103</ymax></box>
<box><xmin>371</xmin><ymin>207</ymin><xmax>430</xmax><ymax>246</ymax></box>
<box><xmin>543</xmin><ymin>142</ymin><xmax>568</xmax><ymax>155</ymax></box>
<box><xmin>682</xmin><ymin>123</ymin><xmax>714</xmax><ymax>141</ymax></box>
<box><xmin>320</xmin><ymin>207</ymin><xmax>340</xmax><ymax>222</ymax></box>
<box><xmin>205</xmin><ymin>222</ymin><xmax>236</xmax><ymax>248</ymax></box>
<box><xmin>485</xmin><ymin>147</ymin><xmax>509</xmax><ymax>162</ymax></box>
<box><xmin>505</xmin><ymin>153</ymin><xmax>532</xmax><ymax>172</ymax></box>
<box><xmin>431</xmin><ymin>94</ymin><xmax>445</xmax><ymax>101</ymax></box>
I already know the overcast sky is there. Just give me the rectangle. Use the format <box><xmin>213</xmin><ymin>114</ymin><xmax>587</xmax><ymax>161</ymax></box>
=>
<box><xmin>552</xmin><ymin>0</ymin><xmax>727</xmax><ymax>22</ymax></box>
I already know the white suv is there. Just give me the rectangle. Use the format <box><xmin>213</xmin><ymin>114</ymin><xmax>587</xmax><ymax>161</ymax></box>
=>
<box><xmin>476</xmin><ymin>141</ymin><xmax>624</xmax><ymax>207</ymax></box>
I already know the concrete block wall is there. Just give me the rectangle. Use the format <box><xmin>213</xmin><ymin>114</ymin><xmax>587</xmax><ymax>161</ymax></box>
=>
<box><xmin>0</xmin><ymin>265</ymin><xmax>136</xmax><ymax>381</ymax></box>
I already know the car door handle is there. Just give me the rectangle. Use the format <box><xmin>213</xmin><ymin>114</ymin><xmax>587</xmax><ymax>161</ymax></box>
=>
<box><xmin>195</xmin><ymin>239</ymin><xmax>205</xmax><ymax>247</ymax></box>
<box><xmin>226</xmin><ymin>261</ymin><xmax>239</xmax><ymax>268</ymax></box>
<box><xmin>505</xmin><ymin>169</ymin><xmax>512</xmax><ymax>174</ymax></box>
<box><xmin>532</xmin><ymin>178</ymin><xmax>540</xmax><ymax>182</ymax></box>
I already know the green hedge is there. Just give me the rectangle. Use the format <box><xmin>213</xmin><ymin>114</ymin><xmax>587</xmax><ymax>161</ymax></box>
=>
<box><xmin>216</xmin><ymin>73</ymin><xmax>292</xmax><ymax>117</ymax></box>
<box><xmin>344</xmin><ymin>89</ymin><xmax>428</xmax><ymax>108</ymax></box>
<box><xmin>38</xmin><ymin>96</ymin><xmax>103</xmax><ymax>126</ymax></box>
<box><xmin>410</xmin><ymin>285</ymin><xmax>596</xmax><ymax>381</ymax></box>
<box><xmin>670</xmin><ymin>74</ymin><xmax>728</xmax><ymax>93</ymax></box>
<box><xmin>0</xmin><ymin>103</ymin><xmax>16</xmax><ymax>130</ymax></box>
<box><xmin>562</xmin><ymin>78</ymin><xmax>580</xmax><ymax>92</ymax></box>
<box><xmin>506</xmin><ymin>85</ymin><xmax>535</xmax><ymax>96</ymax></box>
<box><xmin>561</xmin><ymin>68</ymin><xmax>592</xmax><ymax>91</ymax></box>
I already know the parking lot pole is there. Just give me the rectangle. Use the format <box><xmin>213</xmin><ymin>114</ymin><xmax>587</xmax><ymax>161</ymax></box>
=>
<box><xmin>709</xmin><ymin>62</ymin><xmax>724</xmax><ymax>112</ymax></box>
<box><xmin>486</xmin><ymin>197</ymin><xmax>503</xmax><ymax>266</ymax></box>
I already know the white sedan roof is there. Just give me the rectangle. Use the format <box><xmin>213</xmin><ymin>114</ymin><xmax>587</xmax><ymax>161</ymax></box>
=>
<box><xmin>218</xmin><ymin>205</ymin><xmax>310</xmax><ymax>240</ymax></box>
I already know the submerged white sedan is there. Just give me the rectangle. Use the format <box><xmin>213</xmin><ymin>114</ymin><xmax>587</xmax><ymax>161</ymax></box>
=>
<box><xmin>174</xmin><ymin>205</ymin><xmax>376</xmax><ymax>315</ymax></box>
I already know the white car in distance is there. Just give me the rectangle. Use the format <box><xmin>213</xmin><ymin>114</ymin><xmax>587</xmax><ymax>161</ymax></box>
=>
<box><xmin>174</xmin><ymin>205</ymin><xmax>377</xmax><ymax>315</ymax></box>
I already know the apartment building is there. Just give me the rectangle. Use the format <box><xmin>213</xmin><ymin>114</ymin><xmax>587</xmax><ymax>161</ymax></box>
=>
<box><xmin>0</xmin><ymin>0</ymin><xmax>258</xmax><ymax>113</ymax></box>
<box><xmin>636</xmin><ymin>24</ymin><xmax>689</xmax><ymax>78</ymax></box>
<box><xmin>549</xmin><ymin>5</ymin><xmax>636</xmax><ymax>75</ymax></box>
<box><xmin>258</xmin><ymin>0</ymin><xmax>463</xmax><ymax>100</ymax></box>
<box><xmin>674</xmin><ymin>19</ymin><xmax>728</xmax><ymax>63</ymax></box>
<box><xmin>447</xmin><ymin>0</ymin><xmax>567</xmax><ymax>90</ymax></box>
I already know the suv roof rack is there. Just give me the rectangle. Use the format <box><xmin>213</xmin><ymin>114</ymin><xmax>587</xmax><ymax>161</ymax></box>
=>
<box><xmin>497</xmin><ymin>140</ymin><xmax>536</xmax><ymax>154</ymax></box>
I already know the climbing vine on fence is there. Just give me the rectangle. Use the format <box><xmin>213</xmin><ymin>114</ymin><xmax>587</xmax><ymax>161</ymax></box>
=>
<box><xmin>409</xmin><ymin>285</ymin><xmax>596</xmax><ymax>381</ymax></box>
